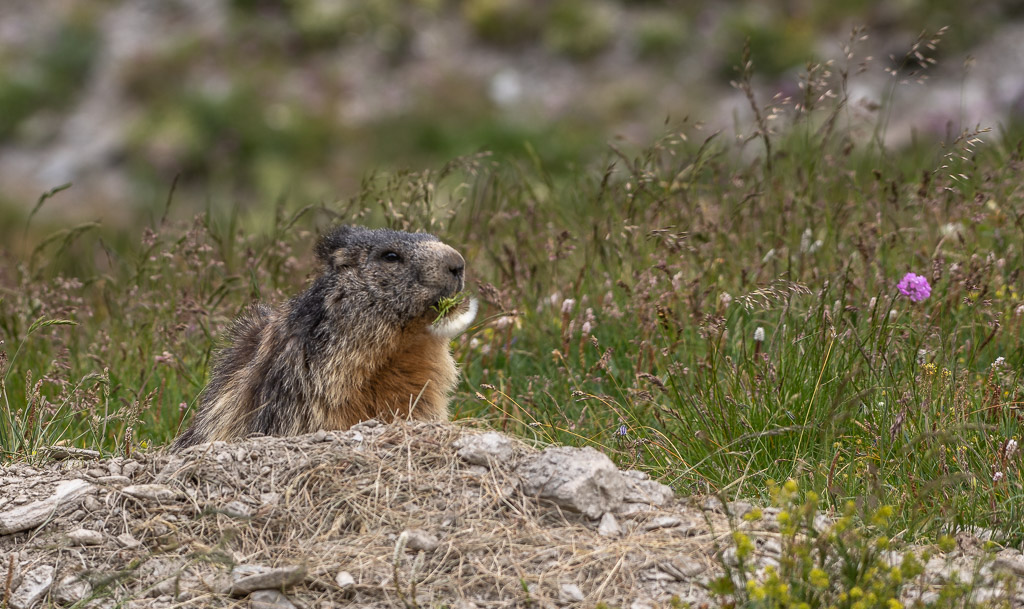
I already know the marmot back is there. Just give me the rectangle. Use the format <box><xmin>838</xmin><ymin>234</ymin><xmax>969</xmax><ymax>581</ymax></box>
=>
<box><xmin>171</xmin><ymin>225</ymin><xmax>477</xmax><ymax>450</ymax></box>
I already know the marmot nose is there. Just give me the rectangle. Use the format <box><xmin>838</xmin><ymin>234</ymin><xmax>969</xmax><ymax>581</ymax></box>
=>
<box><xmin>435</xmin><ymin>246</ymin><xmax>466</xmax><ymax>292</ymax></box>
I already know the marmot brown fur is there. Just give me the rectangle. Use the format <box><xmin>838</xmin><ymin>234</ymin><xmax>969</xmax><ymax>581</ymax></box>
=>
<box><xmin>171</xmin><ymin>225</ymin><xmax>477</xmax><ymax>450</ymax></box>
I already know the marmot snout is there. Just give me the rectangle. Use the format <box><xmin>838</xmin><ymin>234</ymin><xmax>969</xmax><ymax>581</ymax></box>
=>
<box><xmin>171</xmin><ymin>225</ymin><xmax>477</xmax><ymax>451</ymax></box>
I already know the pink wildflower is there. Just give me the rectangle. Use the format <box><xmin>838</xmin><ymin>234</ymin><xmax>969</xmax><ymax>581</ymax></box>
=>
<box><xmin>897</xmin><ymin>272</ymin><xmax>931</xmax><ymax>302</ymax></box>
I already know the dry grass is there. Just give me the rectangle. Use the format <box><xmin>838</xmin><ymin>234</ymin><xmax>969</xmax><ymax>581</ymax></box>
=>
<box><xmin>2</xmin><ymin>422</ymin><xmax>736</xmax><ymax>607</ymax></box>
<box><xmin>3</xmin><ymin>423</ymin><xmax>1021</xmax><ymax>607</ymax></box>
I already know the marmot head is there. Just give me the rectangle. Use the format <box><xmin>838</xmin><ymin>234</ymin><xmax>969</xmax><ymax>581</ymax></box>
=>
<box><xmin>314</xmin><ymin>226</ymin><xmax>469</xmax><ymax>329</ymax></box>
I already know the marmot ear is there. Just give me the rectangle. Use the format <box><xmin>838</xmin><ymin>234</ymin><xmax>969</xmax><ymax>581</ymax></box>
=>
<box><xmin>315</xmin><ymin>225</ymin><xmax>358</xmax><ymax>269</ymax></box>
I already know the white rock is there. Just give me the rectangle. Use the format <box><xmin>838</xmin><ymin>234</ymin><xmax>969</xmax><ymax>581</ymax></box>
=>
<box><xmin>454</xmin><ymin>432</ymin><xmax>515</xmax><ymax>466</ymax></box>
<box><xmin>116</xmin><ymin>532</ymin><xmax>140</xmax><ymax>548</ymax></box>
<box><xmin>640</xmin><ymin>516</ymin><xmax>682</xmax><ymax>532</ymax></box>
<box><xmin>229</xmin><ymin>564</ymin><xmax>306</xmax><ymax>596</ymax></box>
<box><xmin>516</xmin><ymin>446</ymin><xmax>628</xmax><ymax>519</ymax></box>
<box><xmin>249</xmin><ymin>589</ymin><xmax>297</xmax><ymax>609</ymax></box>
<box><xmin>121</xmin><ymin>484</ymin><xmax>182</xmax><ymax>502</ymax></box>
<box><xmin>222</xmin><ymin>501</ymin><xmax>251</xmax><ymax>518</ymax></box>
<box><xmin>558</xmin><ymin>583</ymin><xmax>584</xmax><ymax>602</ymax></box>
<box><xmin>39</xmin><ymin>446</ymin><xmax>100</xmax><ymax>460</ymax></box>
<box><xmin>1</xmin><ymin>552</ymin><xmax>23</xmax><ymax>590</ymax></box>
<box><xmin>621</xmin><ymin>478</ymin><xmax>675</xmax><ymax>509</ymax></box>
<box><xmin>67</xmin><ymin>528</ymin><xmax>104</xmax><ymax>546</ymax></box>
<box><xmin>597</xmin><ymin>512</ymin><xmax>621</xmax><ymax>537</ymax></box>
<box><xmin>53</xmin><ymin>574</ymin><xmax>92</xmax><ymax>605</ymax></box>
<box><xmin>726</xmin><ymin>501</ymin><xmax>754</xmax><ymax>518</ymax></box>
<box><xmin>520</xmin><ymin>448</ymin><xmax>671</xmax><ymax>519</ymax></box>
<box><xmin>994</xmin><ymin>549</ymin><xmax>1024</xmax><ymax>577</ymax></box>
<box><xmin>700</xmin><ymin>496</ymin><xmax>725</xmax><ymax>512</ymax></box>
<box><xmin>335</xmin><ymin>571</ymin><xmax>355</xmax><ymax>589</ymax></box>
<box><xmin>0</xmin><ymin>479</ymin><xmax>95</xmax><ymax>535</ymax></box>
<box><xmin>657</xmin><ymin>559</ymin><xmax>705</xmax><ymax>580</ymax></box>
<box><xmin>83</xmin><ymin>495</ymin><xmax>102</xmax><ymax>512</ymax></box>
<box><xmin>403</xmin><ymin>528</ymin><xmax>439</xmax><ymax>553</ymax></box>
<box><xmin>9</xmin><ymin>564</ymin><xmax>54</xmax><ymax>609</ymax></box>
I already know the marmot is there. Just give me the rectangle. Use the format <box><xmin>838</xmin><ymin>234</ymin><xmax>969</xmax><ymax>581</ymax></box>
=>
<box><xmin>171</xmin><ymin>225</ymin><xmax>477</xmax><ymax>450</ymax></box>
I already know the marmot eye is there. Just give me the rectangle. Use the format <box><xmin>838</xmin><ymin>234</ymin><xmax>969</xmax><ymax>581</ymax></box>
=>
<box><xmin>381</xmin><ymin>251</ymin><xmax>402</xmax><ymax>263</ymax></box>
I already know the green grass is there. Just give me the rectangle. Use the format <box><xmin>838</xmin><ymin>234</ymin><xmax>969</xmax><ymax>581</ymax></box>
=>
<box><xmin>1</xmin><ymin>37</ymin><xmax>1022</xmax><ymax>567</ymax></box>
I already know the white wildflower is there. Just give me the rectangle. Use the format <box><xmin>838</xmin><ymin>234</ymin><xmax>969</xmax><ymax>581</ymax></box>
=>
<box><xmin>940</xmin><ymin>222</ymin><xmax>964</xmax><ymax>237</ymax></box>
<box><xmin>992</xmin><ymin>356</ymin><xmax>1005</xmax><ymax>369</ymax></box>
<box><xmin>993</xmin><ymin>471</ymin><xmax>1004</xmax><ymax>483</ymax></box>
<box><xmin>719</xmin><ymin>292</ymin><xmax>733</xmax><ymax>307</ymax></box>
<box><xmin>581</xmin><ymin>308</ymin><xmax>595</xmax><ymax>336</ymax></box>
<box><xmin>753</xmin><ymin>327</ymin><xmax>765</xmax><ymax>342</ymax></box>
<box><xmin>1005</xmin><ymin>439</ymin><xmax>1018</xmax><ymax>460</ymax></box>
<box><xmin>561</xmin><ymin>298</ymin><xmax>576</xmax><ymax>315</ymax></box>
<box><xmin>494</xmin><ymin>315</ymin><xmax>514</xmax><ymax>330</ymax></box>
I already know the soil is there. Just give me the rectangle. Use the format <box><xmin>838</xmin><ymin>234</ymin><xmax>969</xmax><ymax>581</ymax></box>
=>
<box><xmin>1</xmin><ymin>421</ymin><xmax>1022</xmax><ymax>608</ymax></box>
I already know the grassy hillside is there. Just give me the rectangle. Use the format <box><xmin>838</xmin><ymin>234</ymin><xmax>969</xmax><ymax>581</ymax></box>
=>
<box><xmin>1</xmin><ymin>46</ymin><xmax>1022</xmax><ymax>553</ymax></box>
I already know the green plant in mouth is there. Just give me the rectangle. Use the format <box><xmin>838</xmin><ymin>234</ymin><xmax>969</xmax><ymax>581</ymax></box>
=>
<box><xmin>432</xmin><ymin>293</ymin><xmax>467</xmax><ymax>325</ymax></box>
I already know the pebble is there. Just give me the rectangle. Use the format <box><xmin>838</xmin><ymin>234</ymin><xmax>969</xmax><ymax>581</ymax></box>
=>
<box><xmin>121</xmin><ymin>484</ymin><xmax>182</xmax><ymax>502</ymax></box>
<box><xmin>700</xmin><ymin>496</ymin><xmax>725</xmax><ymax>512</ymax></box>
<box><xmin>39</xmin><ymin>446</ymin><xmax>100</xmax><ymax>461</ymax></box>
<box><xmin>726</xmin><ymin>501</ymin><xmax>754</xmax><ymax>518</ymax></box>
<box><xmin>403</xmin><ymin>528</ymin><xmax>440</xmax><ymax>553</ymax></box>
<box><xmin>558</xmin><ymin>583</ymin><xmax>585</xmax><ymax>602</ymax></box>
<box><xmin>335</xmin><ymin>571</ymin><xmax>355</xmax><ymax>589</ymax></box>
<box><xmin>657</xmin><ymin>559</ymin><xmax>705</xmax><ymax>580</ymax></box>
<box><xmin>249</xmin><ymin>589</ymin><xmax>297</xmax><ymax>609</ymax></box>
<box><xmin>67</xmin><ymin>528</ymin><xmax>105</xmax><ymax>546</ymax></box>
<box><xmin>454</xmin><ymin>432</ymin><xmax>515</xmax><ymax>466</ymax></box>
<box><xmin>597</xmin><ymin>512</ymin><xmax>621</xmax><ymax>537</ymax></box>
<box><xmin>994</xmin><ymin>549</ymin><xmax>1024</xmax><ymax>577</ymax></box>
<box><xmin>229</xmin><ymin>565</ymin><xmax>306</xmax><ymax>596</ymax></box>
<box><xmin>222</xmin><ymin>500</ymin><xmax>252</xmax><ymax>518</ymax></box>
<box><xmin>640</xmin><ymin>516</ymin><xmax>682</xmax><ymax>532</ymax></box>
<box><xmin>53</xmin><ymin>574</ymin><xmax>92</xmax><ymax>605</ymax></box>
<box><xmin>9</xmin><ymin>564</ymin><xmax>54</xmax><ymax>609</ymax></box>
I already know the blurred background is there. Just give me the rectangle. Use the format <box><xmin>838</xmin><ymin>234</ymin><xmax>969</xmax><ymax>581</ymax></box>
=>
<box><xmin>2</xmin><ymin>0</ymin><xmax>1024</xmax><ymax>226</ymax></box>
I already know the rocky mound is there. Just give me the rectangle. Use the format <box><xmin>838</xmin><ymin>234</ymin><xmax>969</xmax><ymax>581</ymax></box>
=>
<box><xmin>1</xmin><ymin>422</ymin><xmax>1022</xmax><ymax>608</ymax></box>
